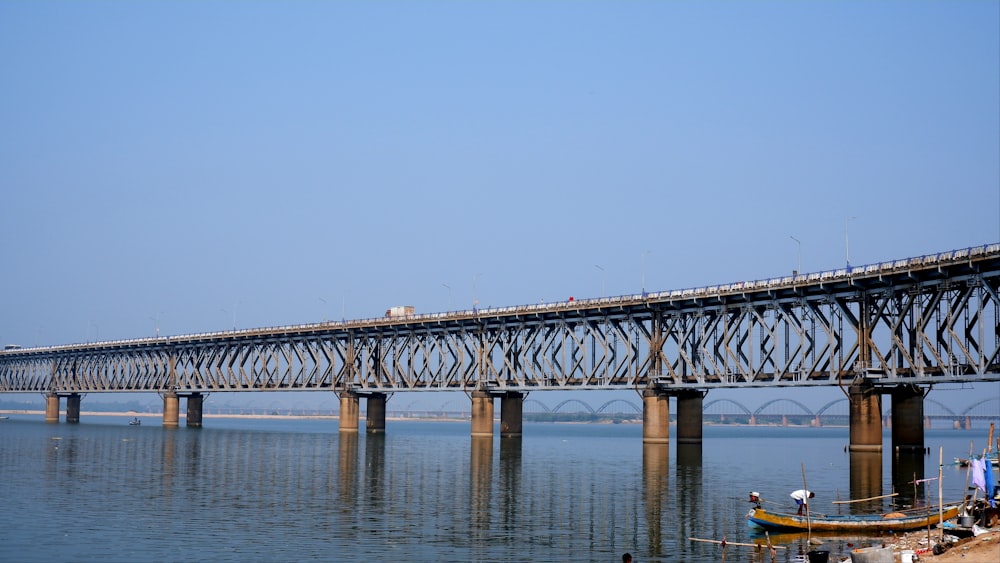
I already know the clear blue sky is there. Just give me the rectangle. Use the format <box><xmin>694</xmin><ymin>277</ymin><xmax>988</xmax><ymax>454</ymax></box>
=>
<box><xmin>1</xmin><ymin>1</ymin><xmax>998</xmax><ymax>411</ymax></box>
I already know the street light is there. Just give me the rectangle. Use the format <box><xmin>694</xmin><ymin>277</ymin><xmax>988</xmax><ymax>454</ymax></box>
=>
<box><xmin>641</xmin><ymin>250</ymin><xmax>651</xmax><ymax>294</ymax></box>
<box><xmin>789</xmin><ymin>236</ymin><xmax>801</xmax><ymax>275</ymax></box>
<box><xmin>221</xmin><ymin>303</ymin><xmax>238</xmax><ymax>331</ymax></box>
<box><xmin>594</xmin><ymin>265</ymin><xmax>605</xmax><ymax>297</ymax></box>
<box><xmin>845</xmin><ymin>216</ymin><xmax>857</xmax><ymax>268</ymax></box>
<box><xmin>442</xmin><ymin>283</ymin><xmax>452</xmax><ymax>311</ymax></box>
<box><xmin>472</xmin><ymin>273</ymin><xmax>483</xmax><ymax>309</ymax></box>
<box><xmin>149</xmin><ymin>314</ymin><xmax>162</xmax><ymax>337</ymax></box>
<box><xmin>318</xmin><ymin>297</ymin><xmax>328</xmax><ymax>323</ymax></box>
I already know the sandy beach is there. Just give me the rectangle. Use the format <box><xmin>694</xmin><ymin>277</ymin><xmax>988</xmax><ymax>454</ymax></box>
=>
<box><xmin>881</xmin><ymin>527</ymin><xmax>1000</xmax><ymax>562</ymax></box>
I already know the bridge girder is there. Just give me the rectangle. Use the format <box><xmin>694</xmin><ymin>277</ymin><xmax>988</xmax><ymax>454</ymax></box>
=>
<box><xmin>3</xmin><ymin>245</ymin><xmax>1000</xmax><ymax>395</ymax></box>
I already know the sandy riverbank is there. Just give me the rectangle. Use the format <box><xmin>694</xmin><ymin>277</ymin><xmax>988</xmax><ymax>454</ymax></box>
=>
<box><xmin>876</xmin><ymin>526</ymin><xmax>1000</xmax><ymax>562</ymax></box>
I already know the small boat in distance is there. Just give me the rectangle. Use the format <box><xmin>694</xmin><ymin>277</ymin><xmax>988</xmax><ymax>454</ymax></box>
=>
<box><xmin>0</xmin><ymin>415</ymin><xmax>9</xmax><ymax>421</ymax></box>
<box><xmin>955</xmin><ymin>453</ymin><xmax>999</xmax><ymax>467</ymax></box>
<box><xmin>128</xmin><ymin>417</ymin><xmax>141</xmax><ymax>426</ymax></box>
<box><xmin>747</xmin><ymin>504</ymin><xmax>961</xmax><ymax>534</ymax></box>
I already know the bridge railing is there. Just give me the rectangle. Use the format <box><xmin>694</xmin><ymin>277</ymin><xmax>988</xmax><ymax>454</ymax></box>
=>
<box><xmin>3</xmin><ymin>242</ymin><xmax>998</xmax><ymax>355</ymax></box>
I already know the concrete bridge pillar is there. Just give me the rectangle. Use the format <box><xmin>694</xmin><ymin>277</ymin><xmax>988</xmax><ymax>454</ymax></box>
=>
<box><xmin>65</xmin><ymin>393</ymin><xmax>81</xmax><ymax>423</ymax></box>
<box><xmin>186</xmin><ymin>393</ymin><xmax>203</xmax><ymax>428</ymax></box>
<box><xmin>339</xmin><ymin>391</ymin><xmax>359</xmax><ymax>433</ymax></box>
<box><xmin>500</xmin><ymin>392</ymin><xmax>523</xmax><ymax>438</ymax></box>
<box><xmin>45</xmin><ymin>394</ymin><xmax>60</xmax><ymax>423</ymax></box>
<box><xmin>471</xmin><ymin>390</ymin><xmax>494</xmax><ymax>438</ymax></box>
<box><xmin>163</xmin><ymin>391</ymin><xmax>179</xmax><ymax>427</ymax></box>
<box><xmin>642</xmin><ymin>389</ymin><xmax>670</xmax><ymax>444</ymax></box>
<box><xmin>848</xmin><ymin>383</ymin><xmax>882</xmax><ymax>452</ymax></box>
<box><xmin>366</xmin><ymin>393</ymin><xmax>386</xmax><ymax>434</ymax></box>
<box><xmin>890</xmin><ymin>385</ymin><xmax>924</xmax><ymax>452</ymax></box>
<box><xmin>676</xmin><ymin>390</ymin><xmax>703</xmax><ymax>445</ymax></box>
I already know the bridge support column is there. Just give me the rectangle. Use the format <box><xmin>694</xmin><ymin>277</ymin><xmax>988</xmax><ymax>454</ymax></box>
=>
<box><xmin>890</xmin><ymin>385</ymin><xmax>924</xmax><ymax>452</ymax></box>
<box><xmin>163</xmin><ymin>392</ymin><xmax>179</xmax><ymax>427</ymax></box>
<box><xmin>471</xmin><ymin>390</ymin><xmax>494</xmax><ymax>438</ymax></box>
<box><xmin>366</xmin><ymin>393</ymin><xmax>386</xmax><ymax>434</ymax></box>
<box><xmin>642</xmin><ymin>389</ymin><xmax>670</xmax><ymax>444</ymax></box>
<box><xmin>848</xmin><ymin>383</ymin><xmax>882</xmax><ymax>452</ymax></box>
<box><xmin>186</xmin><ymin>393</ymin><xmax>203</xmax><ymax>428</ymax></box>
<box><xmin>45</xmin><ymin>394</ymin><xmax>60</xmax><ymax>423</ymax></box>
<box><xmin>676</xmin><ymin>390</ymin><xmax>703</xmax><ymax>445</ymax></box>
<box><xmin>65</xmin><ymin>393</ymin><xmax>81</xmax><ymax>423</ymax></box>
<box><xmin>339</xmin><ymin>392</ymin><xmax>359</xmax><ymax>433</ymax></box>
<box><xmin>500</xmin><ymin>392</ymin><xmax>523</xmax><ymax>438</ymax></box>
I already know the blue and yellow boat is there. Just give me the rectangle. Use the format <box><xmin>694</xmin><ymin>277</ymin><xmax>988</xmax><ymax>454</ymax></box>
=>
<box><xmin>747</xmin><ymin>505</ymin><xmax>961</xmax><ymax>534</ymax></box>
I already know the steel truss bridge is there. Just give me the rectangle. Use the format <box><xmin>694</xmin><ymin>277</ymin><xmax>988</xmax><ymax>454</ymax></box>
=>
<box><xmin>3</xmin><ymin>244</ymin><xmax>1000</xmax><ymax>397</ymax></box>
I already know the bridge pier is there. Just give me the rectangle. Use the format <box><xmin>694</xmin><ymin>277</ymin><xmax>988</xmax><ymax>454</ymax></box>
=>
<box><xmin>366</xmin><ymin>393</ymin><xmax>386</xmax><ymax>434</ymax></box>
<box><xmin>642</xmin><ymin>389</ymin><xmax>670</xmax><ymax>444</ymax></box>
<box><xmin>163</xmin><ymin>391</ymin><xmax>179</xmax><ymax>427</ymax></box>
<box><xmin>676</xmin><ymin>390</ymin><xmax>703</xmax><ymax>445</ymax></box>
<box><xmin>65</xmin><ymin>393</ymin><xmax>81</xmax><ymax>423</ymax></box>
<box><xmin>890</xmin><ymin>384</ymin><xmax>924</xmax><ymax>452</ymax></box>
<box><xmin>500</xmin><ymin>392</ymin><xmax>523</xmax><ymax>438</ymax></box>
<box><xmin>339</xmin><ymin>392</ymin><xmax>360</xmax><ymax>433</ymax></box>
<box><xmin>470</xmin><ymin>390</ymin><xmax>494</xmax><ymax>438</ymax></box>
<box><xmin>848</xmin><ymin>382</ymin><xmax>882</xmax><ymax>452</ymax></box>
<box><xmin>45</xmin><ymin>393</ymin><xmax>60</xmax><ymax>423</ymax></box>
<box><xmin>185</xmin><ymin>393</ymin><xmax>203</xmax><ymax>428</ymax></box>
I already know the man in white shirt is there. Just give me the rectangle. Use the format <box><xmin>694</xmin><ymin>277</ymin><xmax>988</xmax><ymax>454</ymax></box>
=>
<box><xmin>790</xmin><ymin>489</ymin><xmax>814</xmax><ymax>515</ymax></box>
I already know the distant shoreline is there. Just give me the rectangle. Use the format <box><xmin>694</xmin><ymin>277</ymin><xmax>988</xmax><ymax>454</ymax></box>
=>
<box><xmin>0</xmin><ymin>409</ymin><xmax>469</xmax><ymax>422</ymax></box>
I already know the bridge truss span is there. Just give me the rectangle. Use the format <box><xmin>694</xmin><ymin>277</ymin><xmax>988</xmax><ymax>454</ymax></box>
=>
<box><xmin>2</xmin><ymin>244</ymin><xmax>1000</xmax><ymax>395</ymax></box>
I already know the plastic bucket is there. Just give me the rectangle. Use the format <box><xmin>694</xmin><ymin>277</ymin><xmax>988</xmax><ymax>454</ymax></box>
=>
<box><xmin>900</xmin><ymin>550</ymin><xmax>915</xmax><ymax>563</ymax></box>
<box><xmin>849</xmin><ymin>546</ymin><xmax>893</xmax><ymax>563</ymax></box>
<box><xmin>806</xmin><ymin>550</ymin><xmax>830</xmax><ymax>563</ymax></box>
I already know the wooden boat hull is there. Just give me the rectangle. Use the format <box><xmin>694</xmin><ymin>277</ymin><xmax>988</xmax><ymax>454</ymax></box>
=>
<box><xmin>747</xmin><ymin>505</ymin><xmax>960</xmax><ymax>533</ymax></box>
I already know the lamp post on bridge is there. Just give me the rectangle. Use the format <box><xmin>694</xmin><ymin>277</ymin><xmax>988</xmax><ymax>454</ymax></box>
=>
<box><xmin>472</xmin><ymin>273</ymin><xmax>483</xmax><ymax>311</ymax></box>
<box><xmin>442</xmin><ymin>283</ymin><xmax>452</xmax><ymax>311</ymax></box>
<box><xmin>790</xmin><ymin>235</ymin><xmax>801</xmax><ymax>276</ymax></box>
<box><xmin>595</xmin><ymin>265</ymin><xmax>605</xmax><ymax>297</ymax></box>
<box><xmin>845</xmin><ymin>216</ymin><xmax>857</xmax><ymax>269</ymax></box>
<box><xmin>221</xmin><ymin>303</ymin><xmax>238</xmax><ymax>331</ymax></box>
<box><xmin>149</xmin><ymin>313</ymin><xmax>162</xmax><ymax>337</ymax></box>
<box><xmin>318</xmin><ymin>297</ymin><xmax>328</xmax><ymax>323</ymax></box>
<box><xmin>641</xmin><ymin>250</ymin><xmax>651</xmax><ymax>295</ymax></box>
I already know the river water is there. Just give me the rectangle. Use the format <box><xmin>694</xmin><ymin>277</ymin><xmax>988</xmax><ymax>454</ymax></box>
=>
<box><xmin>0</xmin><ymin>415</ymin><xmax>991</xmax><ymax>563</ymax></box>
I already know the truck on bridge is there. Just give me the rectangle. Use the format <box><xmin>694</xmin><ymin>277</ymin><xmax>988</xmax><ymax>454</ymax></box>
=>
<box><xmin>385</xmin><ymin>306</ymin><xmax>415</xmax><ymax>318</ymax></box>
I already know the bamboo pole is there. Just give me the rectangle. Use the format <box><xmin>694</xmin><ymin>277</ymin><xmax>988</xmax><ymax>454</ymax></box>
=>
<box><xmin>831</xmin><ymin>493</ymin><xmax>898</xmax><ymax>504</ymax></box>
<box><xmin>688</xmin><ymin>537</ymin><xmax>785</xmax><ymax>549</ymax></box>
<box><xmin>961</xmin><ymin>441</ymin><xmax>974</xmax><ymax>516</ymax></box>
<box><xmin>938</xmin><ymin>446</ymin><xmax>944</xmax><ymax>542</ymax></box>
<box><xmin>801</xmin><ymin>462</ymin><xmax>812</xmax><ymax>543</ymax></box>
